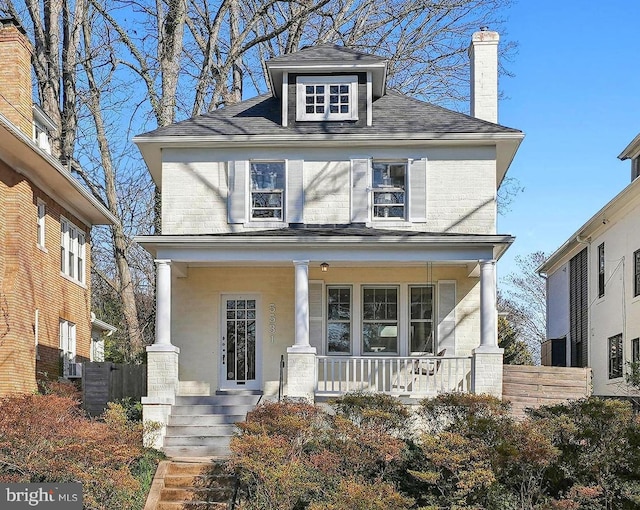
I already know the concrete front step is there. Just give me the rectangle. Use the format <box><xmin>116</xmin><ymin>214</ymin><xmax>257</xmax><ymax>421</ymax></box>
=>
<box><xmin>165</xmin><ymin>425</ymin><xmax>237</xmax><ymax>437</ymax></box>
<box><xmin>176</xmin><ymin>394</ymin><xmax>261</xmax><ymax>406</ymax></box>
<box><xmin>171</xmin><ymin>404</ymin><xmax>256</xmax><ymax>415</ymax></box>
<box><xmin>168</xmin><ymin>414</ymin><xmax>246</xmax><ymax>426</ymax></box>
<box><xmin>164</xmin><ymin>435</ymin><xmax>232</xmax><ymax>447</ymax></box>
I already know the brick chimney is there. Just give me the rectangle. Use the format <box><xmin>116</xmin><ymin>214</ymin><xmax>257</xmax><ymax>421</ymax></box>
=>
<box><xmin>0</xmin><ymin>18</ymin><xmax>33</xmax><ymax>137</ymax></box>
<box><xmin>469</xmin><ymin>29</ymin><xmax>499</xmax><ymax>124</ymax></box>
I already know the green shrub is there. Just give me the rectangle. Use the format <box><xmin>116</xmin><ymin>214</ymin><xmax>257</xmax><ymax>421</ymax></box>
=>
<box><xmin>529</xmin><ymin>397</ymin><xmax>640</xmax><ymax>509</ymax></box>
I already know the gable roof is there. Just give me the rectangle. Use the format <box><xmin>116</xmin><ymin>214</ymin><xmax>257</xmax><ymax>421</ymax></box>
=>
<box><xmin>267</xmin><ymin>44</ymin><xmax>387</xmax><ymax>66</ymax></box>
<box><xmin>265</xmin><ymin>44</ymin><xmax>389</xmax><ymax>98</ymax></box>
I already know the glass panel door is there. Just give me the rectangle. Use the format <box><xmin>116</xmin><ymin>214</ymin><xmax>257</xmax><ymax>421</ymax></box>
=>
<box><xmin>221</xmin><ymin>296</ymin><xmax>259</xmax><ymax>389</ymax></box>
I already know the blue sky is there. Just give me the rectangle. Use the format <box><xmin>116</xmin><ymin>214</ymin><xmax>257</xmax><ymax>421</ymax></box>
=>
<box><xmin>496</xmin><ymin>0</ymin><xmax>640</xmax><ymax>280</ymax></box>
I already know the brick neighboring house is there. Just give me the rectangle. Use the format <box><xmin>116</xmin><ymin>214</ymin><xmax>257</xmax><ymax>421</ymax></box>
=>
<box><xmin>0</xmin><ymin>18</ymin><xmax>117</xmax><ymax>394</ymax></box>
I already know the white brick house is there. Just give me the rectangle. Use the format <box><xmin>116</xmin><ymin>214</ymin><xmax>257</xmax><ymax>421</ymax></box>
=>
<box><xmin>134</xmin><ymin>31</ymin><xmax>523</xmax><ymax>448</ymax></box>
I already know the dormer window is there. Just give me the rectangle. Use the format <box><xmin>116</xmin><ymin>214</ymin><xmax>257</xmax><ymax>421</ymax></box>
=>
<box><xmin>296</xmin><ymin>76</ymin><xmax>358</xmax><ymax>122</ymax></box>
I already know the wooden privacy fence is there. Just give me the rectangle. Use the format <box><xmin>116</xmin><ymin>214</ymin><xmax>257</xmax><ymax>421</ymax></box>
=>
<box><xmin>82</xmin><ymin>362</ymin><xmax>147</xmax><ymax>416</ymax></box>
<box><xmin>502</xmin><ymin>365</ymin><xmax>592</xmax><ymax>419</ymax></box>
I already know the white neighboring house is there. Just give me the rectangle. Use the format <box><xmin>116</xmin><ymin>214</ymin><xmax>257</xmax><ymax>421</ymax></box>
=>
<box><xmin>90</xmin><ymin>313</ymin><xmax>117</xmax><ymax>363</ymax></box>
<box><xmin>133</xmin><ymin>32</ymin><xmax>523</xmax><ymax>441</ymax></box>
<box><xmin>538</xmin><ymin>133</ymin><xmax>640</xmax><ymax>397</ymax></box>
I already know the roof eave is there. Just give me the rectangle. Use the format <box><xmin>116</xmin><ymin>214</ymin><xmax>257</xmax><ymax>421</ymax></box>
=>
<box><xmin>539</xmin><ymin>176</ymin><xmax>640</xmax><ymax>274</ymax></box>
<box><xmin>0</xmin><ymin>114</ymin><xmax>118</xmax><ymax>226</ymax></box>
<box><xmin>134</xmin><ymin>131</ymin><xmax>524</xmax><ymax>189</ymax></box>
<box><xmin>618</xmin><ymin>132</ymin><xmax>640</xmax><ymax>160</ymax></box>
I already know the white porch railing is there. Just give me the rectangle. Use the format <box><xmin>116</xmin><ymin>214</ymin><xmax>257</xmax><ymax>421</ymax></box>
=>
<box><xmin>316</xmin><ymin>356</ymin><xmax>472</xmax><ymax>397</ymax></box>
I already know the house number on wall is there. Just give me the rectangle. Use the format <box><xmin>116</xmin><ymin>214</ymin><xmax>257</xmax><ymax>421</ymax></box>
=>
<box><xmin>269</xmin><ymin>303</ymin><xmax>276</xmax><ymax>343</ymax></box>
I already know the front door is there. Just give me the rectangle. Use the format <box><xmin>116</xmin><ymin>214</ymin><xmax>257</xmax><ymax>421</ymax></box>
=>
<box><xmin>220</xmin><ymin>295</ymin><xmax>260</xmax><ymax>390</ymax></box>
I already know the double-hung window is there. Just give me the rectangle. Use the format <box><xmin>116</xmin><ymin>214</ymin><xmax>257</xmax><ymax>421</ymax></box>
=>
<box><xmin>37</xmin><ymin>200</ymin><xmax>46</xmax><ymax>248</ymax></box>
<box><xmin>59</xmin><ymin>319</ymin><xmax>77</xmax><ymax>378</ymax></box>
<box><xmin>362</xmin><ymin>287</ymin><xmax>398</xmax><ymax>354</ymax></box>
<box><xmin>60</xmin><ymin>218</ymin><xmax>86</xmax><ymax>284</ymax></box>
<box><xmin>372</xmin><ymin>162</ymin><xmax>406</xmax><ymax>219</ymax></box>
<box><xmin>327</xmin><ymin>287</ymin><xmax>352</xmax><ymax>354</ymax></box>
<box><xmin>608</xmin><ymin>333</ymin><xmax>623</xmax><ymax>379</ymax></box>
<box><xmin>296</xmin><ymin>76</ymin><xmax>358</xmax><ymax>121</ymax></box>
<box><xmin>250</xmin><ymin>162</ymin><xmax>285</xmax><ymax>220</ymax></box>
<box><xmin>410</xmin><ymin>286</ymin><xmax>434</xmax><ymax>354</ymax></box>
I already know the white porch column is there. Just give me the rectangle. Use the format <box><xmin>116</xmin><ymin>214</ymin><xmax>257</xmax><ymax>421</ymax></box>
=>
<box><xmin>472</xmin><ymin>259</ymin><xmax>504</xmax><ymax>398</ymax></box>
<box><xmin>287</xmin><ymin>260</ymin><xmax>317</xmax><ymax>400</ymax></box>
<box><xmin>142</xmin><ymin>259</ymin><xmax>180</xmax><ymax>449</ymax></box>
<box><xmin>154</xmin><ymin>259</ymin><xmax>172</xmax><ymax>345</ymax></box>
<box><xmin>479</xmin><ymin>259</ymin><xmax>498</xmax><ymax>348</ymax></box>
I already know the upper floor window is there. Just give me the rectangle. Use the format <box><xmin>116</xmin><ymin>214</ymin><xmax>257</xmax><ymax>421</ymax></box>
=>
<box><xmin>60</xmin><ymin>217</ymin><xmax>86</xmax><ymax>284</ymax></box>
<box><xmin>250</xmin><ymin>162</ymin><xmax>285</xmax><ymax>220</ymax></box>
<box><xmin>598</xmin><ymin>242</ymin><xmax>605</xmax><ymax>298</ymax></box>
<box><xmin>634</xmin><ymin>249</ymin><xmax>640</xmax><ymax>297</ymax></box>
<box><xmin>296</xmin><ymin>75</ymin><xmax>358</xmax><ymax>122</ymax></box>
<box><xmin>372</xmin><ymin>162</ymin><xmax>406</xmax><ymax>219</ymax></box>
<box><xmin>37</xmin><ymin>199</ymin><xmax>46</xmax><ymax>248</ymax></box>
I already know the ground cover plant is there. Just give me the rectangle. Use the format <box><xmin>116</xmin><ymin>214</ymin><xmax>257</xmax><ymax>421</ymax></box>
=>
<box><xmin>0</xmin><ymin>381</ymin><xmax>162</xmax><ymax>509</ymax></box>
<box><xmin>229</xmin><ymin>392</ymin><xmax>640</xmax><ymax>510</ymax></box>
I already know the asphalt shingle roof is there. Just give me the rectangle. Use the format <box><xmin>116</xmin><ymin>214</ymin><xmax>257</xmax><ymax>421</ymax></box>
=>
<box><xmin>266</xmin><ymin>43</ymin><xmax>387</xmax><ymax>65</ymax></box>
<box><xmin>140</xmin><ymin>91</ymin><xmax>520</xmax><ymax>139</ymax></box>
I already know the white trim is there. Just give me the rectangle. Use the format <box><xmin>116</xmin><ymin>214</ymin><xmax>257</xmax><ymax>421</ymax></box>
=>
<box><xmin>296</xmin><ymin>75</ymin><xmax>359</xmax><ymax>122</ymax></box>
<box><xmin>366</xmin><ymin>71</ymin><xmax>372</xmax><ymax>127</ymax></box>
<box><xmin>282</xmin><ymin>71</ymin><xmax>288</xmax><ymax>127</ymax></box>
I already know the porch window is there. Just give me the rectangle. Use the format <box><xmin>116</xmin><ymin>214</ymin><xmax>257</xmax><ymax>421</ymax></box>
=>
<box><xmin>372</xmin><ymin>162</ymin><xmax>406</xmax><ymax>219</ymax></box>
<box><xmin>608</xmin><ymin>333</ymin><xmax>622</xmax><ymax>379</ymax></box>
<box><xmin>410</xmin><ymin>285</ymin><xmax>434</xmax><ymax>353</ymax></box>
<box><xmin>362</xmin><ymin>287</ymin><xmax>398</xmax><ymax>354</ymax></box>
<box><xmin>327</xmin><ymin>287</ymin><xmax>351</xmax><ymax>354</ymax></box>
<box><xmin>250</xmin><ymin>161</ymin><xmax>285</xmax><ymax>219</ymax></box>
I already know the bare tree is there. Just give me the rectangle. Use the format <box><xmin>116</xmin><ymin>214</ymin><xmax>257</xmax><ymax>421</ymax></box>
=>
<box><xmin>1</xmin><ymin>0</ymin><xmax>517</xmax><ymax>360</ymax></box>
<box><xmin>499</xmin><ymin>251</ymin><xmax>548</xmax><ymax>363</ymax></box>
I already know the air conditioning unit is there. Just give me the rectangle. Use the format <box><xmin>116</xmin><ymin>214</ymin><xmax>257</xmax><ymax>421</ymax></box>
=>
<box><xmin>66</xmin><ymin>362</ymin><xmax>83</xmax><ymax>379</ymax></box>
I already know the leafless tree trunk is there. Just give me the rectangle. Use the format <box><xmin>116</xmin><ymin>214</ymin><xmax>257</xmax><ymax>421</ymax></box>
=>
<box><xmin>2</xmin><ymin>0</ymin><xmax>517</xmax><ymax>361</ymax></box>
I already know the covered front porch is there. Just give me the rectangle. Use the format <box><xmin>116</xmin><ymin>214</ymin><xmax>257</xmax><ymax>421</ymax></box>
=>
<box><xmin>136</xmin><ymin>229</ymin><xmax>510</xmax><ymax>446</ymax></box>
